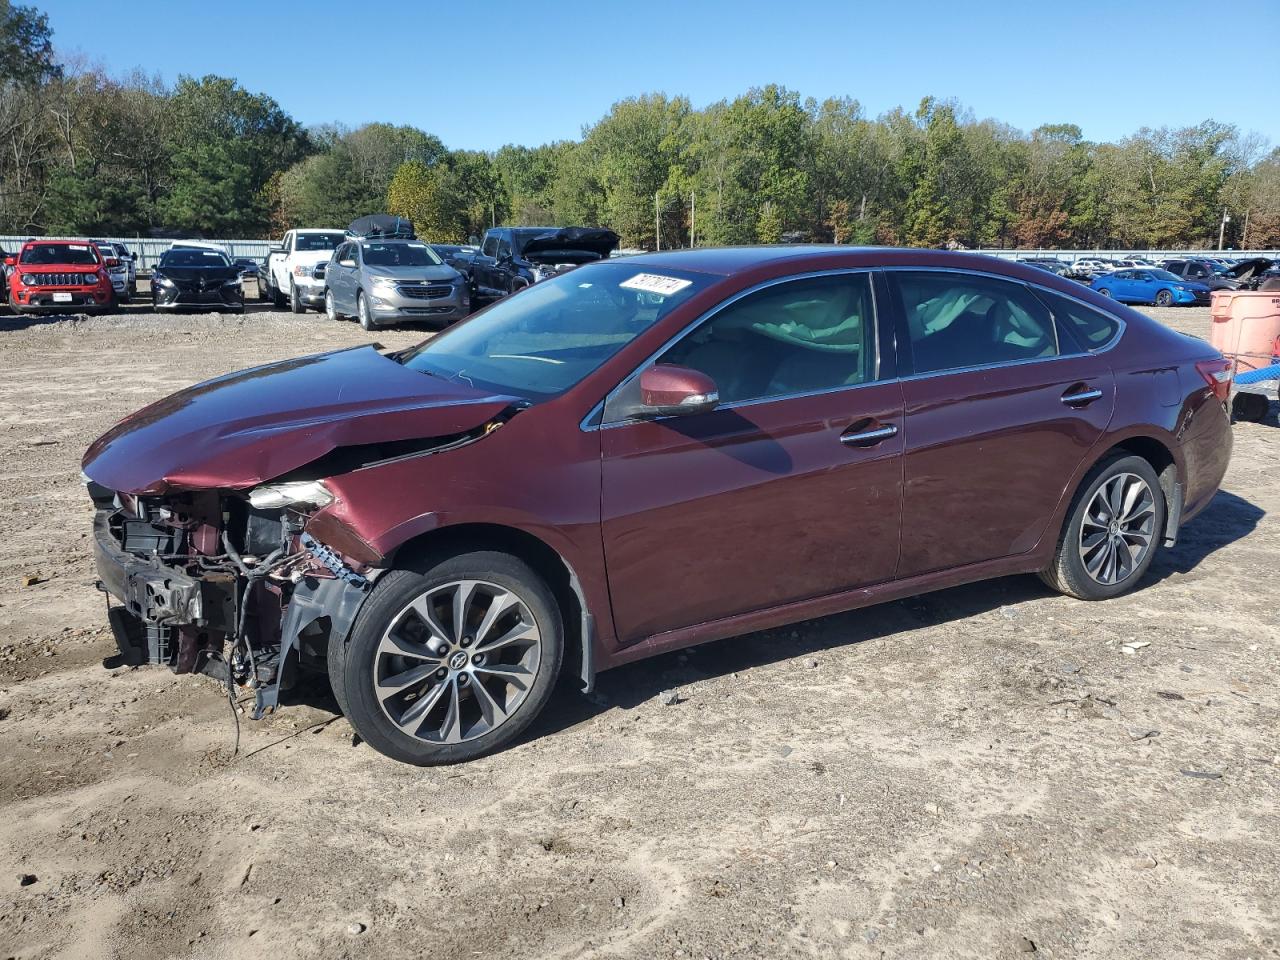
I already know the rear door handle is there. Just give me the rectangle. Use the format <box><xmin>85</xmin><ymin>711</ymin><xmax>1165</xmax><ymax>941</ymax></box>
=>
<box><xmin>840</xmin><ymin>423</ymin><xmax>899</xmax><ymax>447</ymax></box>
<box><xmin>1061</xmin><ymin>387</ymin><xmax>1103</xmax><ymax>407</ymax></box>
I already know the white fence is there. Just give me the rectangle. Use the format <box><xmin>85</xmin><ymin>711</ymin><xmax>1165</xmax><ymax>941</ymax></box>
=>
<box><xmin>0</xmin><ymin>235</ymin><xmax>274</xmax><ymax>272</ymax></box>
<box><xmin>1</xmin><ymin>236</ymin><xmax>1275</xmax><ymax>273</ymax></box>
<box><xmin>973</xmin><ymin>248</ymin><xmax>1278</xmax><ymax>262</ymax></box>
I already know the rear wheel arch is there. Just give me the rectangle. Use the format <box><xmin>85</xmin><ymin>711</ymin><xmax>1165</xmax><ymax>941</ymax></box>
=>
<box><xmin>1074</xmin><ymin>434</ymin><xmax>1181</xmax><ymax>540</ymax></box>
<box><xmin>387</xmin><ymin>522</ymin><xmax>595</xmax><ymax>692</ymax></box>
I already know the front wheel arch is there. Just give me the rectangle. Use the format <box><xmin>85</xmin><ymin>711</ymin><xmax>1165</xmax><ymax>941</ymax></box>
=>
<box><xmin>385</xmin><ymin>522</ymin><xmax>595</xmax><ymax>692</ymax></box>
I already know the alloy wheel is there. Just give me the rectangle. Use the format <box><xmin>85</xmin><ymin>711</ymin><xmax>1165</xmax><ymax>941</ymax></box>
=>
<box><xmin>1078</xmin><ymin>472</ymin><xmax>1155</xmax><ymax>585</ymax></box>
<box><xmin>373</xmin><ymin>579</ymin><xmax>542</xmax><ymax>744</ymax></box>
<box><xmin>325</xmin><ymin>289</ymin><xmax>337</xmax><ymax>321</ymax></box>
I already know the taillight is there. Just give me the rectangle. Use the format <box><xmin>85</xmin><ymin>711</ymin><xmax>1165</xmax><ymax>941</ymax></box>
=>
<box><xmin>1195</xmin><ymin>358</ymin><xmax>1233</xmax><ymax>403</ymax></box>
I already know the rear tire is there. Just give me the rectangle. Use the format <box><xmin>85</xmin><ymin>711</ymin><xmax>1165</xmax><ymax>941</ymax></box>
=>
<box><xmin>1097</xmin><ymin>288</ymin><xmax>1112</xmax><ymax>298</ymax></box>
<box><xmin>1232</xmin><ymin>392</ymin><xmax>1270</xmax><ymax>423</ymax></box>
<box><xmin>337</xmin><ymin>552</ymin><xmax>563</xmax><ymax>765</ymax></box>
<box><xmin>1039</xmin><ymin>454</ymin><xmax>1165</xmax><ymax>601</ymax></box>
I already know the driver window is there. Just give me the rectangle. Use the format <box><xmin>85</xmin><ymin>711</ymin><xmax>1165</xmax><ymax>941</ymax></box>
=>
<box><xmin>656</xmin><ymin>273</ymin><xmax>875</xmax><ymax>405</ymax></box>
<box><xmin>481</xmin><ymin>234</ymin><xmax>498</xmax><ymax>257</ymax></box>
<box><xmin>497</xmin><ymin>237</ymin><xmax>512</xmax><ymax>260</ymax></box>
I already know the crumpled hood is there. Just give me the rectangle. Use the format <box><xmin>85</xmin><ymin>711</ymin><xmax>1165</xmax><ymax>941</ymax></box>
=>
<box><xmin>1226</xmin><ymin>258</ymin><xmax>1273</xmax><ymax>281</ymax></box>
<box><xmin>520</xmin><ymin>228</ymin><xmax>619</xmax><ymax>264</ymax></box>
<box><xmin>82</xmin><ymin>345</ymin><xmax>519</xmax><ymax>495</ymax></box>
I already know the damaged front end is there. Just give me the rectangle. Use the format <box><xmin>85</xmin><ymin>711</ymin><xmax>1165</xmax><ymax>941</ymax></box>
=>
<box><xmin>89</xmin><ymin>477</ymin><xmax>375</xmax><ymax>719</ymax></box>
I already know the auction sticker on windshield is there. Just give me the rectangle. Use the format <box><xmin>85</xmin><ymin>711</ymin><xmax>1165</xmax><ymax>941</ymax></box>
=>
<box><xmin>620</xmin><ymin>273</ymin><xmax>693</xmax><ymax>296</ymax></box>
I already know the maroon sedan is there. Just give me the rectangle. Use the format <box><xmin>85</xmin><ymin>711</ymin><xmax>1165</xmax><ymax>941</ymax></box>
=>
<box><xmin>82</xmin><ymin>247</ymin><xmax>1233</xmax><ymax>765</ymax></box>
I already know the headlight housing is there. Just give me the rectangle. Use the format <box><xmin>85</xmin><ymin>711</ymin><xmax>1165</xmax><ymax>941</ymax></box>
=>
<box><xmin>247</xmin><ymin>480</ymin><xmax>334</xmax><ymax>510</ymax></box>
<box><xmin>153</xmin><ymin>275</ymin><xmax>174</xmax><ymax>288</ymax></box>
<box><xmin>20</xmin><ymin>273</ymin><xmax>35</xmax><ymax>286</ymax></box>
<box><xmin>370</xmin><ymin>275</ymin><xmax>398</xmax><ymax>291</ymax></box>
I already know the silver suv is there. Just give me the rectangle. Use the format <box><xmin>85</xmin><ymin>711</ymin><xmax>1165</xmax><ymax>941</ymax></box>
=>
<box><xmin>324</xmin><ymin>238</ymin><xmax>469</xmax><ymax>330</ymax></box>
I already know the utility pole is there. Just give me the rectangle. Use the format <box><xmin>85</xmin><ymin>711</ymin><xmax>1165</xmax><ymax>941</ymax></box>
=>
<box><xmin>690</xmin><ymin>191</ymin><xmax>695</xmax><ymax>248</ymax></box>
<box><xmin>655</xmin><ymin>192</ymin><xmax>660</xmax><ymax>251</ymax></box>
<box><xmin>1218</xmin><ymin>208</ymin><xmax>1230</xmax><ymax>251</ymax></box>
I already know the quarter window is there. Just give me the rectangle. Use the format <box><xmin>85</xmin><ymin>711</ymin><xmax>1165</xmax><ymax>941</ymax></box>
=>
<box><xmin>889</xmin><ymin>271</ymin><xmax>1059</xmax><ymax>374</ymax></box>
<box><xmin>655</xmin><ymin>273</ymin><xmax>876</xmax><ymax>405</ymax></box>
<box><xmin>1035</xmin><ymin>289</ymin><xmax>1122</xmax><ymax>351</ymax></box>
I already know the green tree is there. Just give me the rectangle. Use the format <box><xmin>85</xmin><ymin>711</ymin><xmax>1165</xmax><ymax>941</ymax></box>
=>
<box><xmin>386</xmin><ymin>159</ymin><xmax>466</xmax><ymax>241</ymax></box>
<box><xmin>0</xmin><ymin>2</ymin><xmax>56</xmax><ymax>85</ymax></box>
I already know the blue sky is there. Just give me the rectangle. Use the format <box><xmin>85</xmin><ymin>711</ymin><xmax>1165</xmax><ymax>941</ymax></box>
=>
<box><xmin>40</xmin><ymin>0</ymin><xmax>1280</xmax><ymax>151</ymax></box>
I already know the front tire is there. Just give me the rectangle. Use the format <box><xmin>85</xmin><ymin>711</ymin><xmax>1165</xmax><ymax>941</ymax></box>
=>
<box><xmin>337</xmin><ymin>552</ymin><xmax>563</xmax><ymax>765</ymax></box>
<box><xmin>1040</xmin><ymin>454</ymin><xmax>1165</xmax><ymax>600</ymax></box>
<box><xmin>1155</xmin><ymin>289</ymin><xmax>1173</xmax><ymax>307</ymax></box>
<box><xmin>290</xmin><ymin>281</ymin><xmax>306</xmax><ymax>314</ymax></box>
<box><xmin>357</xmin><ymin>291</ymin><xmax>375</xmax><ymax>331</ymax></box>
<box><xmin>269</xmin><ymin>276</ymin><xmax>286</xmax><ymax>308</ymax></box>
<box><xmin>1097</xmin><ymin>288</ymin><xmax>1112</xmax><ymax>298</ymax></box>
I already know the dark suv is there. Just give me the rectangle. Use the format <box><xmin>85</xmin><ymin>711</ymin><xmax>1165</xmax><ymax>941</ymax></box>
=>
<box><xmin>1160</xmin><ymin>259</ymin><xmax>1238</xmax><ymax>292</ymax></box>
<box><xmin>471</xmin><ymin>227</ymin><xmax>619</xmax><ymax>299</ymax></box>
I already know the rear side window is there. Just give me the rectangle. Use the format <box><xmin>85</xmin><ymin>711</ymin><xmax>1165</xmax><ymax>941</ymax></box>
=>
<box><xmin>1034</xmin><ymin>289</ymin><xmax>1122</xmax><ymax>351</ymax></box>
<box><xmin>889</xmin><ymin>271</ymin><xmax>1058</xmax><ymax>375</ymax></box>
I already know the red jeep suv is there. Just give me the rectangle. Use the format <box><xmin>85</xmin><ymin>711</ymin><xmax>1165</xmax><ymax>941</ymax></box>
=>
<box><xmin>7</xmin><ymin>239</ymin><xmax>116</xmax><ymax>313</ymax></box>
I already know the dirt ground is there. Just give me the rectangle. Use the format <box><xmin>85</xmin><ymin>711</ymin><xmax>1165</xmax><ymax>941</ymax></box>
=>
<box><xmin>0</xmin><ymin>300</ymin><xmax>1276</xmax><ymax>960</ymax></box>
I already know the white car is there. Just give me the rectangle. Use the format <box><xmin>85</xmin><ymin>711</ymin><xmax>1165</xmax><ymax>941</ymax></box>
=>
<box><xmin>262</xmin><ymin>229</ymin><xmax>346</xmax><ymax>313</ymax></box>
<box><xmin>91</xmin><ymin>240</ymin><xmax>137</xmax><ymax>301</ymax></box>
<box><xmin>1071</xmin><ymin>258</ymin><xmax>1113</xmax><ymax>275</ymax></box>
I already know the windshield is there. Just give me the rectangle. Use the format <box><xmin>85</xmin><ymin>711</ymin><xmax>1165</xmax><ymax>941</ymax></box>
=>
<box><xmin>362</xmin><ymin>241</ymin><xmax>442</xmax><ymax>267</ymax></box>
<box><xmin>1148</xmin><ymin>269</ymin><xmax>1181</xmax><ymax>282</ymax></box>
<box><xmin>20</xmin><ymin>243</ymin><xmax>100</xmax><ymax>266</ymax></box>
<box><xmin>160</xmin><ymin>249</ymin><xmax>232</xmax><ymax>268</ymax></box>
<box><xmin>296</xmin><ymin>232</ymin><xmax>344</xmax><ymax>252</ymax></box>
<box><xmin>400</xmin><ymin>262</ymin><xmax>716</xmax><ymax>399</ymax></box>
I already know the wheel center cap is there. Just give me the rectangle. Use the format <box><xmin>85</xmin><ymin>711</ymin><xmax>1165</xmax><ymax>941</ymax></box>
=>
<box><xmin>1109</xmin><ymin>520</ymin><xmax>1121</xmax><ymax>536</ymax></box>
<box><xmin>448</xmin><ymin>650</ymin><xmax>469</xmax><ymax>670</ymax></box>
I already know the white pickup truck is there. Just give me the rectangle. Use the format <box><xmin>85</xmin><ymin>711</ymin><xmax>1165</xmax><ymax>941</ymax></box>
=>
<box><xmin>261</xmin><ymin>228</ymin><xmax>346</xmax><ymax>313</ymax></box>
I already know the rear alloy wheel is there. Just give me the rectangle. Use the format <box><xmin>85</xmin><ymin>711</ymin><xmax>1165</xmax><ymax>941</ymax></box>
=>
<box><xmin>1040</xmin><ymin>454</ymin><xmax>1164</xmax><ymax>600</ymax></box>
<box><xmin>1155</xmin><ymin>289</ymin><xmax>1173</xmax><ymax>307</ymax></box>
<box><xmin>325</xmin><ymin>288</ymin><xmax>341</xmax><ymax>321</ymax></box>
<box><xmin>358</xmin><ymin>291</ymin><xmax>375</xmax><ymax>331</ymax></box>
<box><xmin>337</xmin><ymin>553</ymin><xmax>563</xmax><ymax>765</ymax></box>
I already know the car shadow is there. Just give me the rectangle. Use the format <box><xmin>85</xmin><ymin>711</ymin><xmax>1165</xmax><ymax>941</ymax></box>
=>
<box><xmin>524</xmin><ymin>487</ymin><xmax>1265</xmax><ymax>745</ymax></box>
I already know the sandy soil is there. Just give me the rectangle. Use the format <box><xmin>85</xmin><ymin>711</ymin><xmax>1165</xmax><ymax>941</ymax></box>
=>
<box><xmin>0</xmin><ymin>302</ymin><xmax>1277</xmax><ymax>960</ymax></box>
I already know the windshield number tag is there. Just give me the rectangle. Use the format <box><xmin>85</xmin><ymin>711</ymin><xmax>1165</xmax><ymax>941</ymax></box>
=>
<box><xmin>620</xmin><ymin>273</ymin><xmax>692</xmax><ymax>296</ymax></box>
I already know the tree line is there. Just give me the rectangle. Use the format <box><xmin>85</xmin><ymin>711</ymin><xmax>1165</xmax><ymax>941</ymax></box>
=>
<box><xmin>2</xmin><ymin>4</ymin><xmax>1277</xmax><ymax>250</ymax></box>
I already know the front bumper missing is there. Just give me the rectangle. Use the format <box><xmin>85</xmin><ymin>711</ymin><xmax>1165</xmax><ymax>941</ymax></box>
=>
<box><xmin>93</xmin><ymin>507</ymin><xmax>376</xmax><ymax>718</ymax></box>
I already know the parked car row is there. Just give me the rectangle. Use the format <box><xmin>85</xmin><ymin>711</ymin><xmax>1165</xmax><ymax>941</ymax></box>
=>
<box><xmin>256</xmin><ymin>218</ymin><xmax>622</xmax><ymax>330</ymax></box>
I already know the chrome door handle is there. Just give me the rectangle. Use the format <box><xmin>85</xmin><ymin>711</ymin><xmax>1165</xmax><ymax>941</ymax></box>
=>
<box><xmin>840</xmin><ymin>424</ymin><xmax>899</xmax><ymax>447</ymax></box>
<box><xmin>1061</xmin><ymin>387</ymin><xmax>1103</xmax><ymax>406</ymax></box>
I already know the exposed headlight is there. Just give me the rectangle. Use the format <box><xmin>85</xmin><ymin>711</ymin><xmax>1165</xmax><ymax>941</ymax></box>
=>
<box><xmin>20</xmin><ymin>273</ymin><xmax>35</xmax><ymax>286</ymax></box>
<box><xmin>153</xmin><ymin>275</ymin><xmax>174</xmax><ymax>287</ymax></box>
<box><xmin>370</xmin><ymin>275</ymin><xmax>398</xmax><ymax>290</ymax></box>
<box><xmin>85</xmin><ymin>272</ymin><xmax>100</xmax><ymax>284</ymax></box>
<box><xmin>247</xmin><ymin>480</ymin><xmax>334</xmax><ymax>510</ymax></box>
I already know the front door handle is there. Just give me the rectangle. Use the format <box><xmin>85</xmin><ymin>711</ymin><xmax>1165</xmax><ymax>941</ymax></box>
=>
<box><xmin>840</xmin><ymin>423</ymin><xmax>899</xmax><ymax>447</ymax></box>
<box><xmin>1061</xmin><ymin>386</ymin><xmax>1103</xmax><ymax>407</ymax></box>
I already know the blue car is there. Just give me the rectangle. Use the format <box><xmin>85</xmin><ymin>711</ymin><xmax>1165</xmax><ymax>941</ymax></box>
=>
<box><xmin>1091</xmin><ymin>268</ymin><xmax>1210</xmax><ymax>307</ymax></box>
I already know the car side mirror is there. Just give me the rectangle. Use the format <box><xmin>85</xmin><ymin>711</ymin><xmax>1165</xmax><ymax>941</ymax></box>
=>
<box><xmin>270</xmin><ymin>246</ymin><xmax>284</xmax><ymax>256</ymax></box>
<box><xmin>634</xmin><ymin>364</ymin><xmax>720</xmax><ymax>418</ymax></box>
